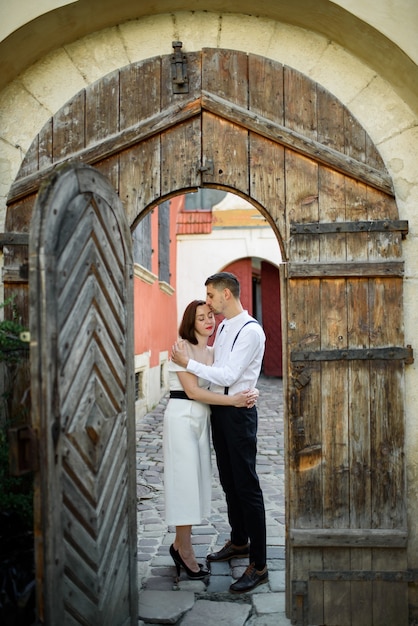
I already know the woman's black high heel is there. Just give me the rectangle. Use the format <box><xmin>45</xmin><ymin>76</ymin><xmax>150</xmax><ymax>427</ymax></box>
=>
<box><xmin>169</xmin><ymin>544</ymin><xmax>210</xmax><ymax>580</ymax></box>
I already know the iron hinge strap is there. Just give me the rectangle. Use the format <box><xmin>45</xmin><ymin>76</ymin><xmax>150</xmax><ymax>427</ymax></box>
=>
<box><xmin>309</xmin><ymin>570</ymin><xmax>418</xmax><ymax>582</ymax></box>
<box><xmin>0</xmin><ymin>232</ymin><xmax>29</xmax><ymax>248</ymax></box>
<box><xmin>290</xmin><ymin>345</ymin><xmax>413</xmax><ymax>364</ymax></box>
<box><xmin>290</xmin><ymin>219</ymin><xmax>409</xmax><ymax>237</ymax></box>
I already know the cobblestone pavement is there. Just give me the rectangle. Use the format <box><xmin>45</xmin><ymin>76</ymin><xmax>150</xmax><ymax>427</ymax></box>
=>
<box><xmin>135</xmin><ymin>374</ymin><xmax>291</xmax><ymax>625</ymax></box>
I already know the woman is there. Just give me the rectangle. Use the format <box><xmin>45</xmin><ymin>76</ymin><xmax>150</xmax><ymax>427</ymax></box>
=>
<box><xmin>163</xmin><ymin>300</ymin><xmax>258</xmax><ymax>580</ymax></box>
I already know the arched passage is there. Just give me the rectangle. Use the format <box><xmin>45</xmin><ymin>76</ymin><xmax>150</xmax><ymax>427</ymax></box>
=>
<box><xmin>6</xmin><ymin>48</ymin><xmax>410</xmax><ymax>624</ymax></box>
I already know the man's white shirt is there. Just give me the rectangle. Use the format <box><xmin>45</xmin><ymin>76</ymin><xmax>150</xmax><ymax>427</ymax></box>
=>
<box><xmin>186</xmin><ymin>311</ymin><xmax>265</xmax><ymax>395</ymax></box>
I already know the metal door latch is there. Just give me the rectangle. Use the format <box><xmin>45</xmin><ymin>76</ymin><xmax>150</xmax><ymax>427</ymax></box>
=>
<box><xmin>198</xmin><ymin>159</ymin><xmax>214</xmax><ymax>176</ymax></box>
<box><xmin>171</xmin><ymin>41</ymin><xmax>189</xmax><ymax>93</ymax></box>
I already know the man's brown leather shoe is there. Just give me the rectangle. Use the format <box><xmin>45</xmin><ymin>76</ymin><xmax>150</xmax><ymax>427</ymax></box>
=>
<box><xmin>206</xmin><ymin>540</ymin><xmax>250</xmax><ymax>562</ymax></box>
<box><xmin>229</xmin><ymin>562</ymin><xmax>268</xmax><ymax>593</ymax></box>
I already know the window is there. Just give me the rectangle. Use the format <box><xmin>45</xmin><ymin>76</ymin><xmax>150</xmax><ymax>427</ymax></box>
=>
<box><xmin>135</xmin><ymin>370</ymin><xmax>144</xmax><ymax>401</ymax></box>
<box><xmin>184</xmin><ymin>188</ymin><xmax>226</xmax><ymax>211</ymax></box>
<box><xmin>158</xmin><ymin>201</ymin><xmax>170</xmax><ymax>284</ymax></box>
<box><xmin>132</xmin><ymin>212</ymin><xmax>152</xmax><ymax>270</ymax></box>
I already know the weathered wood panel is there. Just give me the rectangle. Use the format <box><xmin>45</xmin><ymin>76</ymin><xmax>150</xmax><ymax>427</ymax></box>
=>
<box><xmin>30</xmin><ymin>163</ymin><xmax>137</xmax><ymax>625</ymax></box>
<box><xmin>119</xmin><ymin>138</ymin><xmax>161</xmax><ymax>224</ymax></box>
<box><xmin>86</xmin><ymin>71</ymin><xmax>119</xmax><ymax>146</ymax></box>
<box><xmin>202</xmin><ymin>48</ymin><xmax>248</xmax><ymax>106</ymax></box>
<box><xmin>249</xmin><ymin>132</ymin><xmax>285</xmax><ymax>238</ymax></box>
<box><xmin>248</xmin><ymin>54</ymin><xmax>284</xmax><ymax>122</ymax></box>
<box><xmin>120</xmin><ymin>57</ymin><xmax>162</xmax><ymax>126</ymax></box>
<box><xmin>200</xmin><ymin>90</ymin><xmax>393</xmax><ymax>196</ymax></box>
<box><xmin>317</xmin><ymin>85</ymin><xmax>345</xmax><ymax>149</ymax></box>
<box><xmin>53</xmin><ymin>91</ymin><xmax>85</xmax><ymax>161</ymax></box>
<box><xmin>284</xmin><ymin>66</ymin><xmax>317</xmax><ymax>140</ymax></box>
<box><xmin>4</xmin><ymin>48</ymin><xmax>409</xmax><ymax>626</ymax></box>
<box><xmin>202</xmin><ymin>112</ymin><xmax>249</xmax><ymax>194</ymax></box>
<box><xmin>161</xmin><ymin>117</ymin><xmax>201</xmax><ymax>196</ymax></box>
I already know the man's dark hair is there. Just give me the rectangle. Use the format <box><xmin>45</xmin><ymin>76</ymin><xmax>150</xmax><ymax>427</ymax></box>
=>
<box><xmin>178</xmin><ymin>300</ymin><xmax>206</xmax><ymax>345</ymax></box>
<box><xmin>205</xmin><ymin>272</ymin><xmax>240</xmax><ymax>298</ymax></box>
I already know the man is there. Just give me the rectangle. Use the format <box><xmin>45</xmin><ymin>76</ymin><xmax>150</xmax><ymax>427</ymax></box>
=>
<box><xmin>171</xmin><ymin>272</ymin><xmax>268</xmax><ymax>593</ymax></box>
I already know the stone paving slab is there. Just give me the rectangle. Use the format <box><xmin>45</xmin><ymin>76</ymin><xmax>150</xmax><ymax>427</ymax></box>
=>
<box><xmin>138</xmin><ymin>590</ymin><xmax>195</xmax><ymax>623</ymax></box>
<box><xmin>136</xmin><ymin>375</ymin><xmax>291</xmax><ymax>625</ymax></box>
<box><xmin>182</xmin><ymin>599</ymin><xmax>252</xmax><ymax>625</ymax></box>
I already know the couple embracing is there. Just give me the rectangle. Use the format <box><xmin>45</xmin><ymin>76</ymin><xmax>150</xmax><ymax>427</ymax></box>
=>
<box><xmin>163</xmin><ymin>272</ymin><xmax>268</xmax><ymax>594</ymax></box>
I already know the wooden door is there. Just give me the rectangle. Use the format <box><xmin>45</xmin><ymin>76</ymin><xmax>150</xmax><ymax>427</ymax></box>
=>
<box><xmin>6</xmin><ymin>47</ymin><xmax>411</xmax><ymax>624</ymax></box>
<box><xmin>29</xmin><ymin>163</ymin><xmax>137</xmax><ymax>625</ymax></box>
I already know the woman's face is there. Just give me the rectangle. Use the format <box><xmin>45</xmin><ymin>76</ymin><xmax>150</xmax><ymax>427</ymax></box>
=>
<box><xmin>194</xmin><ymin>304</ymin><xmax>215</xmax><ymax>338</ymax></box>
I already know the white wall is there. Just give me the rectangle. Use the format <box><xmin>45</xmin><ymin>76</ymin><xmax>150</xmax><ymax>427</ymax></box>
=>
<box><xmin>176</xmin><ymin>227</ymin><xmax>282</xmax><ymax>322</ymax></box>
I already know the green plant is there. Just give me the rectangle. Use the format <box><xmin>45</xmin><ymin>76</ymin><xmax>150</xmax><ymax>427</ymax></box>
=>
<box><xmin>0</xmin><ymin>296</ymin><xmax>28</xmax><ymax>362</ymax></box>
<box><xmin>0</xmin><ymin>296</ymin><xmax>32</xmax><ymax>529</ymax></box>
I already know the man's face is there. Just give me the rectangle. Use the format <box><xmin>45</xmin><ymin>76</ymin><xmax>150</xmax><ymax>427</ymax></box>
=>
<box><xmin>205</xmin><ymin>283</ymin><xmax>225</xmax><ymax>315</ymax></box>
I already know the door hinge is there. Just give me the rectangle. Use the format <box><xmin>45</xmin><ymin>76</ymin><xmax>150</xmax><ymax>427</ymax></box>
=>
<box><xmin>8</xmin><ymin>425</ymin><xmax>39</xmax><ymax>475</ymax></box>
<box><xmin>171</xmin><ymin>41</ymin><xmax>189</xmax><ymax>94</ymax></box>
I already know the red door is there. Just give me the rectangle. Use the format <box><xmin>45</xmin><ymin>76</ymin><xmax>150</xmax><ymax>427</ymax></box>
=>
<box><xmin>223</xmin><ymin>259</ymin><xmax>282</xmax><ymax>377</ymax></box>
<box><xmin>261</xmin><ymin>261</ymin><xmax>283</xmax><ymax>377</ymax></box>
<box><xmin>224</xmin><ymin>258</ymin><xmax>253</xmax><ymax>313</ymax></box>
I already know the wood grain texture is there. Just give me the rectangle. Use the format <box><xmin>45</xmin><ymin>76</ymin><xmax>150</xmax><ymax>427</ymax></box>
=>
<box><xmin>4</xmin><ymin>48</ymin><xmax>409</xmax><ymax>625</ymax></box>
<box><xmin>30</xmin><ymin>163</ymin><xmax>137</xmax><ymax>625</ymax></box>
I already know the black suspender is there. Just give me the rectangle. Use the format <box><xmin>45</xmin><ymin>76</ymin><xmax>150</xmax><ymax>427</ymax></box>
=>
<box><xmin>230</xmin><ymin>320</ymin><xmax>258</xmax><ymax>350</ymax></box>
<box><xmin>221</xmin><ymin>320</ymin><xmax>259</xmax><ymax>395</ymax></box>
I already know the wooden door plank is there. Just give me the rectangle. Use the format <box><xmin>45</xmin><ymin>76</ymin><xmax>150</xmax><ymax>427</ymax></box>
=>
<box><xmin>370</xmin><ymin>361</ymin><xmax>405</xmax><ymax>527</ymax></box>
<box><xmin>95</xmin><ymin>156</ymin><xmax>120</xmax><ymax>193</ymax></box>
<box><xmin>350</xmin><ymin>548</ymin><xmax>373</xmax><ymax>626</ymax></box>
<box><xmin>346</xmin><ymin>179</ymin><xmax>371</xmax><ymax>536</ymax></box>
<box><xmin>18</xmin><ymin>135</ymin><xmax>40</xmax><ymax>178</ymax></box>
<box><xmin>347</xmin><ymin>283</ymin><xmax>372</xmax><ymax>528</ymax></box>
<box><xmin>318</xmin><ymin>167</ymin><xmax>346</xmax><ymax>262</ymax></box>
<box><xmin>317</xmin><ymin>85</ymin><xmax>345</xmax><ymax>153</ymax></box>
<box><xmin>160</xmin><ymin>117</ymin><xmax>201</xmax><ymax>196</ymax></box>
<box><xmin>284</xmin><ymin>66</ymin><xmax>317</xmax><ymax>140</ymax></box>
<box><xmin>38</xmin><ymin>118</ymin><xmax>53</xmax><ymax>171</ymax></box>
<box><xmin>202</xmin><ymin>112</ymin><xmax>249</xmax><ymax>194</ymax></box>
<box><xmin>323</xmin><ymin>551</ymin><xmax>352</xmax><ymax>626</ymax></box>
<box><xmin>287</xmin><ymin>150</ymin><xmax>320</xmax><ymax>259</ymax></box>
<box><xmin>52</xmin><ymin>90</ymin><xmax>85</xmax><ymax>161</ymax></box>
<box><xmin>365</xmin><ymin>135</ymin><xmax>386</xmax><ymax>172</ymax></box>
<box><xmin>367</xmin><ymin>186</ymin><xmax>402</xmax><ymax>260</ymax></box>
<box><xmin>248</xmin><ymin>54</ymin><xmax>284</xmax><ymax>121</ymax></box>
<box><xmin>249</xmin><ymin>132</ymin><xmax>285</xmax><ymax>237</ymax></box>
<box><xmin>85</xmin><ymin>70</ymin><xmax>119</xmax><ymax>146</ymax></box>
<box><xmin>345</xmin><ymin>173</ymin><xmax>371</xmax><ymax>557</ymax></box>
<box><xmin>372</xmin><ymin>548</ymin><xmax>408</xmax><ymax>625</ymax></box>
<box><xmin>320</xmin><ymin>279</ymin><xmax>349</xmax><ymax>527</ymax></box>
<box><xmin>119</xmin><ymin>137</ymin><xmax>161</xmax><ymax>225</ymax></box>
<box><xmin>120</xmin><ymin>57</ymin><xmax>162</xmax><ymax>127</ymax></box>
<box><xmin>202</xmin><ymin>48</ymin><xmax>248</xmax><ymax>107</ymax></box>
